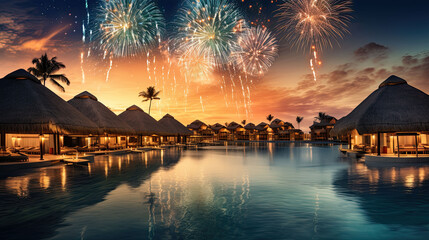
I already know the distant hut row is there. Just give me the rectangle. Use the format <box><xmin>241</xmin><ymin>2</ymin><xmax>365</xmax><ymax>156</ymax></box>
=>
<box><xmin>187</xmin><ymin>119</ymin><xmax>305</xmax><ymax>143</ymax></box>
<box><xmin>0</xmin><ymin>69</ymin><xmax>192</xmax><ymax>159</ymax></box>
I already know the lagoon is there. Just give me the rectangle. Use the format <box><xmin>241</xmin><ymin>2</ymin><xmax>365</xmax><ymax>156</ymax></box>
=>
<box><xmin>1</xmin><ymin>143</ymin><xmax>429</xmax><ymax>240</ymax></box>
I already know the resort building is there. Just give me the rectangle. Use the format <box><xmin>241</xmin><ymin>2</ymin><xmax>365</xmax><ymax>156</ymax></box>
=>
<box><xmin>210</xmin><ymin>123</ymin><xmax>230</xmax><ymax>141</ymax></box>
<box><xmin>158</xmin><ymin>114</ymin><xmax>192</xmax><ymax>144</ymax></box>
<box><xmin>226</xmin><ymin>122</ymin><xmax>246</xmax><ymax>140</ymax></box>
<box><xmin>67</xmin><ymin>91</ymin><xmax>135</xmax><ymax>150</ymax></box>
<box><xmin>255</xmin><ymin>122</ymin><xmax>274</xmax><ymax>141</ymax></box>
<box><xmin>0</xmin><ymin>69</ymin><xmax>99</xmax><ymax>159</ymax></box>
<box><xmin>331</xmin><ymin>75</ymin><xmax>429</xmax><ymax>160</ymax></box>
<box><xmin>187</xmin><ymin>120</ymin><xmax>214</xmax><ymax>143</ymax></box>
<box><xmin>244</xmin><ymin>123</ymin><xmax>257</xmax><ymax>141</ymax></box>
<box><xmin>310</xmin><ymin>115</ymin><xmax>337</xmax><ymax>141</ymax></box>
<box><xmin>118</xmin><ymin>105</ymin><xmax>167</xmax><ymax>146</ymax></box>
<box><xmin>269</xmin><ymin>119</ymin><xmax>304</xmax><ymax>141</ymax></box>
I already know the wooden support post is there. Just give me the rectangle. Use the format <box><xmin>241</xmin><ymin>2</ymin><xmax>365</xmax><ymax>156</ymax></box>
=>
<box><xmin>377</xmin><ymin>132</ymin><xmax>381</xmax><ymax>156</ymax></box>
<box><xmin>39</xmin><ymin>134</ymin><xmax>44</xmax><ymax>160</ymax></box>
<box><xmin>53</xmin><ymin>133</ymin><xmax>57</xmax><ymax>155</ymax></box>
<box><xmin>397</xmin><ymin>135</ymin><xmax>400</xmax><ymax>158</ymax></box>
<box><xmin>126</xmin><ymin>136</ymin><xmax>129</xmax><ymax>148</ymax></box>
<box><xmin>348</xmin><ymin>134</ymin><xmax>352</xmax><ymax>149</ymax></box>
<box><xmin>415</xmin><ymin>135</ymin><xmax>419</xmax><ymax>158</ymax></box>
<box><xmin>0</xmin><ymin>131</ymin><xmax>5</xmax><ymax>151</ymax></box>
<box><xmin>57</xmin><ymin>135</ymin><xmax>61</xmax><ymax>155</ymax></box>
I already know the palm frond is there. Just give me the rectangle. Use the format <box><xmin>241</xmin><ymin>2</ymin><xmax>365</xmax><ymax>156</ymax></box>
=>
<box><xmin>50</xmin><ymin>74</ymin><xmax>70</xmax><ymax>85</ymax></box>
<box><xmin>49</xmin><ymin>78</ymin><xmax>65</xmax><ymax>92</ymax></box>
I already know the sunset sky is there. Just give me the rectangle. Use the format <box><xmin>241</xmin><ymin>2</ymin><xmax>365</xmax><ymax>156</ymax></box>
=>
<box><xmin>0</xmin><ymin>0</ymin><xmax>428</xmax><ymax>131</ymax></box>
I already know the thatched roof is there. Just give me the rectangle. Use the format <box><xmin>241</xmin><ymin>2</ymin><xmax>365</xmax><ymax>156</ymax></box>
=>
<box><xmin>158</xmin><ymin>114</ymin><xmax>192</xmax><ymax>136</ymax></box>
<box><xmin>187</xmin><ymin>120</ymin><xmax>207</xmax><ymax>130</ymax></box>
<box><xmin>244</xmin><ymin>123</ymin><xmax>256</xmax><ymax>130</ymax></box>
<box><xmin>0</xmin><ymin>69</ymin><xmax>100</xmax><ymax>134</ymax></box>
<box><xmin>331</xmin><ymin>75</ymin><xmax>429</xmax><ymax>136</ymax></box>
<box><xmin>310</xmin><ymin>117</ymin><xmax>337</xmax><ymax>129</ymax></box>
<box><xmin>255</xmin><ymin>122</ymin><xmax>270</xmax><ymax>131</ymax></box>
<box><xmin>270</xmin><ymin>119</ymin><xmax>294</xmax><ymax>129</ymax></box>
<box><xmin>227</xmin><ymin>121</ymin><xmax>243</xmax><ymax>130</ymax></box>
<box><xmin>68</xmin><ymin>91</ymin><xmax>134</xmax><ymax>135</ymax></box>
<box><xmin>118</xmin><ymin>105</ymin><xmax>167</xmax><ymax>136</ymax></box>
<box><xmin>210</xmin><ymin>123</ymin><xmax>227</xmax><ymax>132</ymax></box>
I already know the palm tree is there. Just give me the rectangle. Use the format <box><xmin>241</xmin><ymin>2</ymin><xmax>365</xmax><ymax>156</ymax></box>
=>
<box><xmin>266</xmin><ymin>114</ymin><xmax>274</xmax><ymax>123</ymax></box>
<box><xmin>139</xmin><ymin>86</ymin><xmax>161</xmax><ymax>115</ymax></box>
<box><xmin>296</xmin><ymin>116</ymin><xmax>304</xmax><ymax>129</ymax></box>
<box><xmin>28</xmin><ymin>53</ymin><xmax>70</xmax><ymax>92</ymax></box>
<box><xmin>315</xmin><ymin>112</ymin><xmax>327</xmax><ymax>122</ymax></box>
<box><xmin>241</xmin><ymin>120</ymin><xmax>246</xmax><ymax>125</ymax></box>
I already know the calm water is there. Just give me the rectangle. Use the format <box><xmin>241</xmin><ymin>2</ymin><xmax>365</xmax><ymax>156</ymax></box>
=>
<box><xmin>1</xmin><ymin>143</ymin><xmax>429</xmax><ymax>240</ymax></box>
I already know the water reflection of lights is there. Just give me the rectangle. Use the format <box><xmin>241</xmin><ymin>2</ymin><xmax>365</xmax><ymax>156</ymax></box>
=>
<box><xmin>61</xmin><ymin>166</ymin><xmax>67</xmax><ymax>191</ymax></box>
<box><xmin>104</xmin><ymin>163</ymin><xmax>109</xmax><ymax>177</ymax></box>
<box><xmin>5</xmin><ymin>177</ymin><xmax>29</xmax><ymax>197</ymax></box>
<box><xmin>350</xmin><ymin>163</ymin><xmax>429</xmax><ymax>190</ymax></box>
<box><xmin>405</xmin><ymin>174</ymin><xmax>415</xmax><ymax>189</ymax></box>
<box><xmin>39</xmin><ymin>171</ymin><xmax>50</xmax><ymax>189</ymax></box>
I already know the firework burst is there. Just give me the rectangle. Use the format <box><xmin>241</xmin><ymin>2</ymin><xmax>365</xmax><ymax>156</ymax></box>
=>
<box><xmin>97</xmin><ymin>0</ymin><xmax>165</xmax><ymax>57</ymax></box>
<box><xmin>276</xmin><ymin>0</ymin><xmax>352</xmax><ymax>51</ymax></box>
<box><xmin>175</xmin><ymin>0</ymin><xmax>245</xmax><ymax>66</ymax></box>
<box><xmin>235</xmin><ymin>26</ymin><xmax>278</xmax><ymax>77</ymax></box>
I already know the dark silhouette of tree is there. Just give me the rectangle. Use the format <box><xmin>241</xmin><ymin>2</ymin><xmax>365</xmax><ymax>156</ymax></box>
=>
<box><xmin>28</xmin><ymin>53</ymin><xmax>70</xmax><ymax>92</ymax></box>
<box><xmin>139</xmin><ymin>86</ymin><xmax>161</xmax><ymax>115</ymax></box>
<box><xmin>296</xmin><ymin>116</ymin><xmax>304</xmax><ymax>129</ymax></box>
<box><xmin>266</xmin><ymin>114</ymin><xmax>274</xmax><ymax>123</ymax></box>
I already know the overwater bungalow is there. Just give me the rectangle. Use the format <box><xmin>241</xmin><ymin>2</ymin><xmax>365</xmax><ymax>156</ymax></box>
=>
<box><xmin>255</xmin><ymin>122</ymin><xmax>274</xmax><ymax>141</ymax></box>
<box><xmin>244</xmin><ymin>123</ymin><xmax>257</xmax><ymax>141</ymax></box>
<box><xmin>67</xmin><ymin>91</ymin><xmax>135</xmax><ymax>150</ymax></box>
<box><xmin>118</xmin><ymin>105</ymin><xmax>167</xmax><ymax>146</ymax></box>
<box><xmin>226</xmin><ymin>122</ymin><xmax>246</xmax><ymax>140</ymax></box>
<box><xmin>331</xmin><ymin>75</ymin><xmax>429</xmax><ymax>162</ymax></box>
<box><xmin>210</xmin><ymin>123</ymin><xmax>230</xmax><ymax>141</ymax></box>
<box><xmin>158</xmin><ymin>114</ymin><xmax>192</xmax><ymax>144</ymax></box>
<box><xmin>187</xmin><ymin>120</ymin><xmax>214</xmax><ymax>143</ymax></box>
<box><xmin>269</xmin><ymin>119</ymin><xmax>297</xmax><ymax>140</ymax></box>
<box><xmin>310</xmin><ymin>115</ymin><xmax>337</xmax><ymax>141</ymax></box>
<box><xmin>0</xmin><ymin>69</ymin><xmax>99</xmax><ymax>159</ymax></box>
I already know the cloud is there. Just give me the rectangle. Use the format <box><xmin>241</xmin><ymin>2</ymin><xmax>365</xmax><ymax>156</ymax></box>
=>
<box><xmin>17</xmin><ymin>26</ymin><xmax>69</xmax><ymax>51</ymax></box>
<box><xmin>248</xmin><ymin>50</ymin><xmax>429</xmax><ymax>130</ymax></box>
<box><xmin>402</xmin><ymin>55</ymin><xmax>419</xmax><ymax>65</ymax></box>
<box><xmin>354</xmin><ymin>42</ymin><xmax>389</xmax><ymax>62</ymax></box>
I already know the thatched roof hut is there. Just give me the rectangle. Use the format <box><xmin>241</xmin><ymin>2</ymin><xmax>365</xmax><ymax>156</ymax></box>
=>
<box><xmin>244</xmin><ymin>123</ymin><xmax>256</xmax><ymax>130</ymax></box>
<box><xmin>210</xmin><ymin>123</ymin><xmax>227</xmax><ymax>132</ymax></box>
<box><xmin>118</xmin><ymin>105</ymin><xmax>167</xmax><ymax>136</ymax></box>
<box><xmin>331</xmin><ymin>75</ymin><xmax>429</xmax><ymax>136</ymax></box>
<box><xmin>187</xmin><ymin>120</ymin><xmax>207</xmax><ymax>130</ymax></box>
<box><xmin>255</xmin><ymin>122</ymin><xmax>270</xmax><ymax>131</ymax></box>
<box><xmin>0</xmin><ymin>69</ymin><xmax>99</xmax><ymax>134</ymax></box>
<box><xmin>68</xmin><ymin>91</ymin><xmax>134</xmax><ymax>135</ymax></box>
<box><xmin>158</xmin><ymin>114</ymin><xmax>192</xmax><ymax>136</ymax></box>
<box><xmin>227</xmin><ymin>122</ymin><xmax>243</xmax><ymax>131</ymax></box>
<box><xmin>270</xmin><ymin>119</ymin><xmax>294</xmax><ymax>129</ymax></box>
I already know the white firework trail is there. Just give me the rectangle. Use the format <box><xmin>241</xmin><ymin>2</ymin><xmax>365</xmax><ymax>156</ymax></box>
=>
<box><xmin>106</xmin><ymin>56</ymin><xmax>113</xmax><ymax>82</ymax></box>
<box><xmin>80</xmin><ymin>52</ymin><xmax>85</xmax><ymax>83</ymax></box>
<box><xmin>200</xmin><ymin>96</ymin><xmax>205</xmax><ymax>112</ymax></box>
